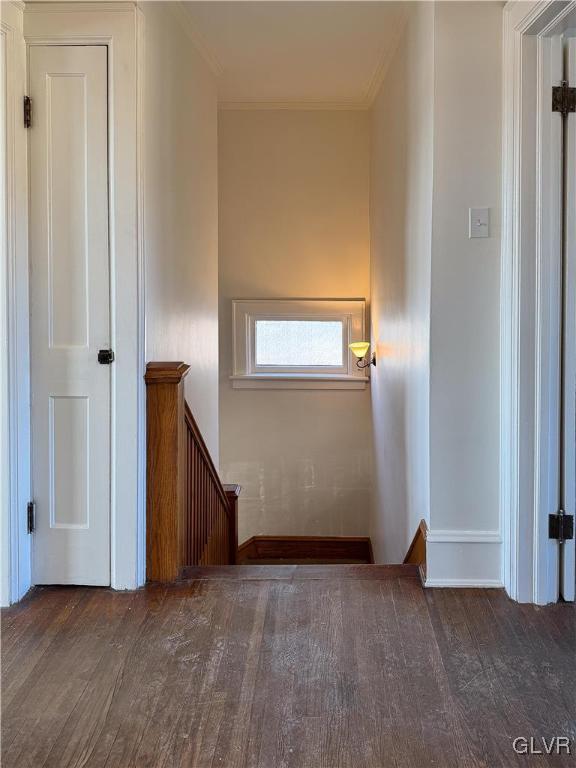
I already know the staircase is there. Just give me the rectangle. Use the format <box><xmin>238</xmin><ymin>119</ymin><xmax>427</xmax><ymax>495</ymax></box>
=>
<box><xmin>145</xmin><ymin>362</ymin><xmax>427</xmax><ymax>583</ymax></box>
<box><xmin>145</xmin><ymin>362</ymin><xmax>240</xmax><ymax>581</ymax></box>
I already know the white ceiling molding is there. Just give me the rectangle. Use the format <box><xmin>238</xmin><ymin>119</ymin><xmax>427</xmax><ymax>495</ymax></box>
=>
<box><xmin>25</xmin><ymin>2</ymin><xmax>136</xmax><ymax>12</ymax></box>
<box><xmin>362</xmin><ymin>6</ymin><xmax>409</xmax><ymax>106</ymax></box>
<box><xmin>218</xmin><ymin>99</ymin><xmax>370</xmax><ymax>111</ymax></box>
<box><xmin>169</xmin><ymin>2</ymin><xmax>223</xmax><ymax>77</ymax></box>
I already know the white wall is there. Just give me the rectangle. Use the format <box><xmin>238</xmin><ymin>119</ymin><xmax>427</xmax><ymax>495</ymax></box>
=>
<box><xmin>142</xmin><ymin>3</ymin><xmax>220</xmax><ymax>461</ymax></box>
<box><xmin>369</xmin><ymin>3</ymin><xmax>434</xmax><ymax>563</ymax></box>
<box><xmin>427</xmin><ymin>1</ymin><xmax>502</xmax><ymax>584</ymax></box>
<box><xmin>369</xmin><ymin>1</ymin><xmax>502</xmax><ymax>582</ymax></box>
<box><xmin>218</xmin><ymin>110</ymin><xmax>373</xmax><ymax>544</ymax></box>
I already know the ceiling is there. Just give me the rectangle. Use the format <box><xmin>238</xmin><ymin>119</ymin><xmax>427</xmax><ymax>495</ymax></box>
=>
<box><xmin>182</xmin><ymin>2</ymin><xmax>407</xmax><ymax>108</ymax></box>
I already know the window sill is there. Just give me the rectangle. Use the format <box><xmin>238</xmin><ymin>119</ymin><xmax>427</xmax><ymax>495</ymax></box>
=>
<box><xmin>230</xmin><ymin>374</ymin><xmax>369</xmax><ymax>390</ymax></box>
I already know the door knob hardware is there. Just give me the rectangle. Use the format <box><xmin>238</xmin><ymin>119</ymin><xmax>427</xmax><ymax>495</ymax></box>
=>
<box><xmin>97</xmin><ymin>349</ymin><xmax>115</xmax><ymax>364</ymax></box>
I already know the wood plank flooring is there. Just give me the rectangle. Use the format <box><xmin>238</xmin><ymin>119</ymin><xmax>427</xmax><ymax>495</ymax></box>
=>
<box><xmin>2</xmin><ymin>567</ymin><xmax>575</xmax><ymax>767</ymax></box>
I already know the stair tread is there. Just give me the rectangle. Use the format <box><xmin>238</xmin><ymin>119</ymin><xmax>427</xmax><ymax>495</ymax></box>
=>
<box><xmin>180</xmin><ymin>564</ymin><xmax>420</xmax><ymax>581</ymax></box>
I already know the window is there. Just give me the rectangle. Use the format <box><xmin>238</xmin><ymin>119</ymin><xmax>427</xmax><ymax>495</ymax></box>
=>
<box><xmin>231</xmin><ymin>299</ymin><xmax>368</xmax><ymax>389</ymax></box>
<box><xmin>255</xmin><ymin>320</ymin><xmax>343</xmax><ymax>367</ymax></box>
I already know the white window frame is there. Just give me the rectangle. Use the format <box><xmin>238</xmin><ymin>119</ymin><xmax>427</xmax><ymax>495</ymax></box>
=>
<box><xmin>231</xmin><ymin>299</ymin><xmax>369</xmax><ymax>390</ymax></box>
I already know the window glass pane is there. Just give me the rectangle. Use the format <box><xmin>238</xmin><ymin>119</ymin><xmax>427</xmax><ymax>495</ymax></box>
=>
<box><xmin>255</xmin><ymin>320</ymin><xmax>343</xmax><ymax>367</ymax></box>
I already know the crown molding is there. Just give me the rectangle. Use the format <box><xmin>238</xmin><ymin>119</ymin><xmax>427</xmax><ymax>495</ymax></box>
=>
<box><xmin>362</xmin><ymin>6</ymin><xmax>409</xmax><ymax>106</ymax></box>
<box><xmin>166</xmin><ymin>2</ymin><xmax>223</xmax><ymax>77</ymax></box>
<box><xmin>24</xmin><ymin>2</ymin><xmax>136</xmax><ymax>12</ymax></box>
<box><xmin>218</xmin><ymin>99</ymin><xmax>370</xmax><ymax>112</ymax></box>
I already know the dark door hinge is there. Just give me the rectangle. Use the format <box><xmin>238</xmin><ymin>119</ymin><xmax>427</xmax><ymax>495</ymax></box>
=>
<box><xmin>552</xmin><ymin>82</ymin><xmax>576</xmax><ymax>117</ymax></box>
<box><xmin>548</xmin><ymin>512</ymin><xmax>574</xmax><ymax>542</ymax></box>
<box><xmin>23</xmin><ymin>96</ymin><xmax>32</xmax><ymax>128</ymax></box>
<box><xmin>27</xmin><ymin>501</ymin><xmax>35</xmax><ymax>534</ymax></box>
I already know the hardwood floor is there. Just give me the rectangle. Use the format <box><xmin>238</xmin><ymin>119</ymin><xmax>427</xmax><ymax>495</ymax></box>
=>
<box><xmin>2</xmin><ymin>567</ymin><xmax>575</xmax><ymax>767</ymax></box>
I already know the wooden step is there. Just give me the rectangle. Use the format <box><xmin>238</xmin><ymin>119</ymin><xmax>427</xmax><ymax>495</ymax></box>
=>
<box><xmin>180</xmin><ymin>564</ymin><xmax>420</xmax><ymax>581</ymax></box>
<box><xmin>237</xmin><ymin>535</ymin><xmax>374</xmax><ymax>565</ymax></box>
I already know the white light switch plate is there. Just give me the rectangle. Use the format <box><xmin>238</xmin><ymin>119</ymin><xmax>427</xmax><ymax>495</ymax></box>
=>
<box><xmin>469</xmin><ymin>207</ymin><xmax>490</xmax><ymax>238</ymax></box>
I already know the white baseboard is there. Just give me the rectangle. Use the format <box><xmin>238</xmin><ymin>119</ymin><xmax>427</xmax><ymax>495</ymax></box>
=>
<box><xmin>425</xmin><ymin>531</ymin><xmax>502</xmax><ymax>588</ymax></box>
<box><xmin>425</xmin><ymin>529</ymin><xmax>501</xmax><ymax>544</ymax></box>
<box><xmin>424</xmin><ymin>578</ymin><xmax>503</xmax><ymax>588</ymax></box>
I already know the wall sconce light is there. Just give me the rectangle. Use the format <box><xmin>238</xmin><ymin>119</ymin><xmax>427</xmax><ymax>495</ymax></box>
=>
<box><xmin>349</xmin><ymin>341</ymin><xmax>376</xmax><ymax>369</ymax></box>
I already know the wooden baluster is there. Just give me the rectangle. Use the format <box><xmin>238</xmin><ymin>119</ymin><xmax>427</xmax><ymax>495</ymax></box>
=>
<box><xmin>201</xmin><ymin>470</ymin><xmax>206</xmax><ymax>563</ymax></box>
<box><xmin>194</xmin><ymin>443</ymin><xmax>199</xmax><ymax>564</ymax></box>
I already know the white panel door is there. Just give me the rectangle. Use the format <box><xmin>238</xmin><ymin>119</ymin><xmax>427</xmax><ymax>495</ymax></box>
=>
<box><xmin>29</xmin><ymin>46</ymin><xmax>110</xmax><ymax>585</ymax></box>
<box><xmin>561</xmin><ymin>36</ymin><xmax>576</xmax><ymax>601</ymax></box>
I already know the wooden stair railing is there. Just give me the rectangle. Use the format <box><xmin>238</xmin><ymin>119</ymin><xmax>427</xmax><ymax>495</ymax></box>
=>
<box><xmin>145</xmin><ymin>362</ymin><xmax>240</xmax><ymax>581</ymax></box>
<box><xmin>184</xmin><ymin>402</ymin><xmax>240</xmax><ymax>568</ymax></box>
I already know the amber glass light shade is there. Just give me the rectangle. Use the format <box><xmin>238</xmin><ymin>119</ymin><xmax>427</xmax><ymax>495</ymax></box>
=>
<box><xmin>348</xmin><ymin>341</ymin><xmax>370</xmax><ymax>359</ymax></box>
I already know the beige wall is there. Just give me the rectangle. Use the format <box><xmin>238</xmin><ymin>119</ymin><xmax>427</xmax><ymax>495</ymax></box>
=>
<box><xmin>369</xmin><ymin>2</ymin><xmax>434</xmax><ymax>563</ymax></box>
<box><xmin>142</xmin><ymin>3</ymin><xmax>219</xmax><ymax>461</ymax></box>
<box><xmin>218</xmin><ymin>110</ymin><xmax>373</xmax><ymax>544</ymax></box>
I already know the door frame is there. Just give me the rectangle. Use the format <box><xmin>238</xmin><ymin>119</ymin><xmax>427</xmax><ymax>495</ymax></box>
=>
<box><xmin>502</xmin><ymin>0</ymin><xmax>576</xmax><ymax>603</ymax></box>
<box><xmin>1</xmin><ymin>2</ymin><xmax>146</xmax><ymax>600</ymax></box>
<box><xmin>1</xmin><ymin>2</ymin><xmax>31</xmax><ymax>606</ymax></box>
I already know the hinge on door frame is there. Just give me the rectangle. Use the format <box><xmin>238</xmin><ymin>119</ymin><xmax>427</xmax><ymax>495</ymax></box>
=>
<box><xmin>552</xmin><ymin>81</ymin><xmax>576</xmax><ymax>117</ymax></box>
<box><xmin>548</xmin><ymin>512</ymin><xmax>574</xmax><ymax>542</ymax></box>
<box><xmin>23</xmin><ymin>96</ymin><xmax>32</xmax><ymax>129</ymax></box>
<box><xmin>27</xmin><ymin>501</ymin><xmax>35</xmax><ymax>534</ymax></box>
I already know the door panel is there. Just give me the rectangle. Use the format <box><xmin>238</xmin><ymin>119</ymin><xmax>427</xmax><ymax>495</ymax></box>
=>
<box><xmin>48</xmin><ymin>72</ymin><xmax>89</xmax><ymax>348</ymax></box>
<box><xmin>30</xmin><ymin>45</ymin><xmax>110</xmax><ymax>585</ymax></box>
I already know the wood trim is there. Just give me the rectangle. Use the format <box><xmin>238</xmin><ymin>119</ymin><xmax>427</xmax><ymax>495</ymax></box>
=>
<box><xmin>145</xmin><ymin>362</ymin><xmax>189</xmax><ymax>581</ymax></box>
<box><xmin>145</xmin><ymin>361</ymin><xmax>190</xmax><ymax>385</ymax></box>
<box><xmin>224</xmin><ymin>485</ymin><xmax>241</xmax><ymax>565</ymax></box>
<box><xmin>403</xmin><ymin>520</ymin><xmax>427</xmax><ymax>576</ymax></box>
<box><xmin>237</xmin><ymin>536</ymin><xmax>374</xmax><ymax>564</ymax></box>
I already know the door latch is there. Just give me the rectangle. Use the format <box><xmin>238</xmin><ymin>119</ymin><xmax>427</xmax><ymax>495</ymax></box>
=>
<box><xmin>97</xmin><ymin>349</ymin><xmax>115</xmax><ymax>364</ymax></box>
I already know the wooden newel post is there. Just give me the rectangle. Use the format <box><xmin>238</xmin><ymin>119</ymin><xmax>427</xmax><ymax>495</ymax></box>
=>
<box><xmin>224</xmin><ymin>484</ymin><xmax>241</xmax><ymax>565</ymax></box>
<box><xmin>145</xmin><ymin>362</ymin><xmax>190</xmax><ymax>581</ymax></box>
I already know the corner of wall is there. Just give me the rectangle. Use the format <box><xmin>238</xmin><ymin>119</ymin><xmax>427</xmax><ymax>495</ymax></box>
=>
<box><xmin>425</xmin><ymin>536</ymin><xmax>503</xmax><ymax>588</ymax></box>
